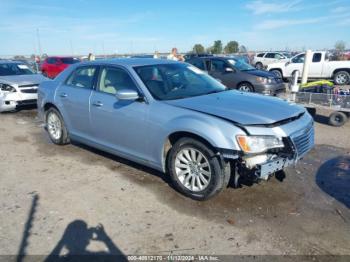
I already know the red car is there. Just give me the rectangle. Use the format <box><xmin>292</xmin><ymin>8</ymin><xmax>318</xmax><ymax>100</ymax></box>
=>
<box><xmin>41</xmin><ymin>57</ymin><xmax>80</xmax><ymax>78</ymax></box>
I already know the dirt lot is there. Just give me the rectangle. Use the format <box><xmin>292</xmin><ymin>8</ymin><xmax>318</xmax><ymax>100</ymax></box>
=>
<box><xmin>0</xmin><ymin>108</ymin><xmax>349</xmax><ymax>259</ymax></box>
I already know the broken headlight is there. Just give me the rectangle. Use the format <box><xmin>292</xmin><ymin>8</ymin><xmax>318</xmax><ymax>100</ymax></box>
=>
<box><xmin>236</xmin><ymin>135</ymin><xmax>284</xmax><ymax>154</ymax></box>
<box><xmin>0</xmin><ymin>83</ymin><xmax>16</xmax><ymax>92</ymax></box>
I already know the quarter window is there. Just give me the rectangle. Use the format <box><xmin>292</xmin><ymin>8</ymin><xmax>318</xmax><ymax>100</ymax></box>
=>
<box><xmin>66</xmin><ymin>66</ymin><xmax>97</xmax><ymax>89</ymax></box>
<box><xmin>98</xmin><ymin>67</ymin><xmax>138</xmax><ymax>95</ymax></box>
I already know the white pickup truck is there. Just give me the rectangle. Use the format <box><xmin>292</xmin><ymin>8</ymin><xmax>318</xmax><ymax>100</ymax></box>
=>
<box><xmin>267</xmin><ymin>51</ymin><xmax>350</xmax><ymax>85</ymax></box>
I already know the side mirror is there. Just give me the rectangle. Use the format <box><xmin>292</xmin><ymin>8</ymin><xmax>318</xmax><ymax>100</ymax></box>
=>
<box><xmin>285</xmin><ymin>61</ymin><xmax>291</xmax><ymax>66</ymax></box>
<box><xmin>116</xmin><ymin>89</ymin><xmax>140</xmax><ymax>101</ymax></box>
<box><xmin>225</xmin><ymin>67</ymin><xmax>234</xmax><ymax>73</ymax></box>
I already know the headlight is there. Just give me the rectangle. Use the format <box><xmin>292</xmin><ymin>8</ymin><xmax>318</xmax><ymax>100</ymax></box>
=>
<box><xmin>0</xmin><ymin>83</ymin><xmax>16</xmax><ymax>92</ymax></box>
<box><xmin>236</xmin><ymin>135</ymin><xmax>284</xmax><ymax>154</ymax></box>
<box><xmin>256</xmin><ymin>77</ymin><xmax>267</xmax><ymax>84</ymax></box>
<box><xmin>256</xmin><ymin>77</ymin><xmax>274</xmax><ymax>84</ymax></box>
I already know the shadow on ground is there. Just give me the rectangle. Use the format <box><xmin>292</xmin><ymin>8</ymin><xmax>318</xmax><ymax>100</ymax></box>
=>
<box><xmin>16</xmin><ymin>193</ymin><xmax>127</xmax><ymax>262</ymax></box>
<box><xmin>316</xmin><ymin>156</ymin><xmax>350</xmax><ymax>208</ymax></box>
<box><xmin>44</xmin><ymin>220</ymin><xmax>127</xmax><ymax>262</ymax></box>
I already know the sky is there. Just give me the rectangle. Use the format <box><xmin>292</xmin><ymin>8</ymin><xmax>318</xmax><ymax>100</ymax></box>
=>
<box><xmin>0</xmin><ymin>0</ymin><xmax>349</xmax><ymax>56</ymax></box>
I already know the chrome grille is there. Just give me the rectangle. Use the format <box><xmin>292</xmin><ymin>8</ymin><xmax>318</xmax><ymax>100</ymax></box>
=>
<box><xmin>291</xmin><ymin>123</ymin><xmax>314</xmax><ymax>158</ymax></box>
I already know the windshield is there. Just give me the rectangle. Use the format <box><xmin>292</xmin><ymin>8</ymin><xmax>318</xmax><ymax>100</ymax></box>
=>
<box><xmin>0</xmin><ymin>63</ymin><xmax>34</xmax><ymax>76</ymax></box>
<box><xmin>134</xmin><ymin>63</ymin><xmax>226</xmax><ymax>100</ymax></box>
<box><xmin>61</xmin><ymin>57</ymin><xmax>80</xmax><ymax>64</ymax></box>
<box><xmin>283</xmin><ymin>52</ymin><xmax>292</xmax><ymax>58</ymax></box>
<box><xmin>227</xmin><ymin>59</ymin><xmax>255</xmax><ymax>71</ymax></box>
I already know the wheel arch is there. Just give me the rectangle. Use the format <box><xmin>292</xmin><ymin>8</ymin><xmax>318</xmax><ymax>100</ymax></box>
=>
<box><xmin>44</xmin><ymin>102</ymin><xmax>59</xmax><ymax>112</ymax></box>
<box><xmin>269</xmin><ymin>68</ymin><xmax>283</xmax><ymax>78</ymax></box>
<box><xmin>162</xmin><ymin>131</ymin><xmax>219</xmax><ymax>172</ymax></box>
<box><xmin>332</xmin><ymin>68</ymin><xmax>350</xmax><ymax>77</ymax></box>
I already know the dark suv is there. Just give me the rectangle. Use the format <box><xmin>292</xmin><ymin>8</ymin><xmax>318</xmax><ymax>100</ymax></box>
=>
<box><xmin>186</xmin><ymin>56</ymin><xmax>285</xmax><ymax>95</ymax></box>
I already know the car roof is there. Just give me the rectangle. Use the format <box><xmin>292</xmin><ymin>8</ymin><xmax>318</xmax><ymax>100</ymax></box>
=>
<box><xmin>187</xmin><ymin>56</ymin><xmax>231</xmax><ymax>60</ymax></box>
<box><xmin>80</xmin><ymin>58</ymin><xmax>179</xmax><ymax>67</ymax></box>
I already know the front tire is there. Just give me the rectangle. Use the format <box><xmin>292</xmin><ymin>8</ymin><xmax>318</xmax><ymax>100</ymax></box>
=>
<box><xmin>333</xmin><ymin>71</ymin><xmax>350</xmax><ymax>85</ymax></box>
<box><xmin>237</xmin><ymin>82</ymin><xmax>254</xmax><ymax>92</ymax></box>
<box><xmin>46</xmin><ymin>108</ymin><xmax>70</xmax><ymax>145</ymax></box>
<box><xmin>270</xmin><ymin>69</ymin><xmax>282</xmax><ymax>79</ymax></box>
<box><xmin>167</xmin><ymin>138</ymin><xmax>231</xmax><ymax>200</ymax></box>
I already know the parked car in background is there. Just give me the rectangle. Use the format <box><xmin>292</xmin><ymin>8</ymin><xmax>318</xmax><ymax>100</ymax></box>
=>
<box><xmin>186</xmin><ymin>56</ymin><xmax>285</xmax><ymax>95</ymax></box>
<box><xmin>267</xmin><ymin>51</ymin><xmax>350</xmax><ymax>85</ymax></box>
<box><xmin>41</xmin><ymin>56</ymin><xmax>80</xmax><ymax>78</ymax></box>
<box><xmin>252</xmin><ymin>52</ymin><xmax>291</xmax><ymax>70</ymax></box>
<box><xmin>38</xmin><ymin>59</ymin><xmax>313</xmax><ymax>200</ymax></box>
<box><xmin>183</xmin><ymin>53</ymin><xmax>213</xmax><ymax>60</ymax></box>
<box><xmin>0</xmin><ymin>60</ymin><xmax>47</xmax><ymax>112</ymax></box>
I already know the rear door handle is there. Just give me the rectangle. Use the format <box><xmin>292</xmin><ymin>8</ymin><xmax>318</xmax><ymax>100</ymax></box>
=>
<box><xmin>92</xmin><ymin>101</ymin><xmax>103</xmax><ymax>107</ymax></box>
<box><xmin>60</xmin><ymin>92</ymin><xmax>67</xmax><ymax>98</ymax></box>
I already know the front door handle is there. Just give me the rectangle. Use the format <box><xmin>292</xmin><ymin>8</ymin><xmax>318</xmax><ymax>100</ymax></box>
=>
<box><xmin>92</xmin><ymin>101</ymin><xmax>103</xmax><ymax>107</ymax></box>
<box><xmin>60</xmin><ymin>92</ymin><xmax>67</xmax><ymax>98</ymax></box>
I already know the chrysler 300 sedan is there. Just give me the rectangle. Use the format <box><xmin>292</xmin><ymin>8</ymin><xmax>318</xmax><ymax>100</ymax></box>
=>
<box><xmin>38</xmin><ymin>59</ymin><xmax>314</xmax><ymax>200</ymax></box>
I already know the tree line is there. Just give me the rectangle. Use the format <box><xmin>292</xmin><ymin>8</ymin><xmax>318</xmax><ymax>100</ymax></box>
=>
<box><xmin>192</xmin><ymin>40</ymin><xmax>247</xmax><ymax>55</ymax></box>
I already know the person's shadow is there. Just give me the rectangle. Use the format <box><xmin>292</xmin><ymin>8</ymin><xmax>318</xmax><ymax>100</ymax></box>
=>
<box><xmin>316</xmin><ymin>155</ymin><xmax>350</xmax><ymax>209</ymax></box>
<box><xmin>44</xmin><ymin>220</ymin><xmax>127</xmax><ymax>262</ymax></box>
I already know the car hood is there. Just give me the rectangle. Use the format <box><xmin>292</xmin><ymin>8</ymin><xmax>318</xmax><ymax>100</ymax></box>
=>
<box><xmin>241</xmin><ymin>69</ymin><xmax>277</xmax><ymax>78</ymax></box>
<box><xmin>0</xmin><ymin>74</ymin><xmax>47</xmax><ymax>86</ymax></box>
<box><xmin>267</xmin><ymin>62</ymin><xmax>287</xmax><ymax>70</ymax></box>
<box><xmin>165</xmin><ymin>91</ymin><xmax>305</xmax><ymax>126</ymax></box>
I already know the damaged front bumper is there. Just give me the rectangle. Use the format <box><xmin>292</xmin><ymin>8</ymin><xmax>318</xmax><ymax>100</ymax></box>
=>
<box><xmin>255</xmin><ymin>156</ymin><xmax>295</xmax><ymax>180</ymax></box>
<box><xmin>0</xmin><ymin>91</ymin><xmax>37</xmax><ymax>112</ymax></box>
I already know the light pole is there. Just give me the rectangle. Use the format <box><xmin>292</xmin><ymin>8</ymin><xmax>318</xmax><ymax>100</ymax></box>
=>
<box><xmin>36</xmin><ymin>28</ymin><xmax>42</xmax><ymax>56</ymax></box>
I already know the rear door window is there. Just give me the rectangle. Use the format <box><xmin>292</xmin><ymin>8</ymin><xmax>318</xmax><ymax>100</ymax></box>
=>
<box><xmin>65</xmin><ymin>66</ymin><xmax>97</xmax><ymax>89</ymax></box>
<box><xmin>312</xmin><ymin>53</ymin><xmax>322</xmax><ymax>63</ymax></box>
<box><xmin>265</xmin><ymin>53</ymin><xmax>275</xmax><ymax>59</ymax></box>
<box><xmin>188</xmin><ymin>59</ymin><xmax>206</xmax><ymax>71</ymax></box>
<box><xmin>257</xmin><ymin>53</ymin><xmax>265</xmax><ymax>57</ymax></box>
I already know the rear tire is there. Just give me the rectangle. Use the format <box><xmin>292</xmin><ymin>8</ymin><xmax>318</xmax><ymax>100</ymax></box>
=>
<box><xmin>328</xmin><ymin>111</ymin><xmax>347</xmax><ymax>127</ymax></box>
<box><xmin>333</xmin><ymin>71</ymin><xmax>350</xmax><ymax>85</ymax></box>
<box><xmin>167</xmin><ymin>137</ymin><xmax>231</xmax><ymax>200</ymax></box>
<box><xmin>45</xmin><ymin>108</ymin><xmax>70</xmax><ymax>145</ymax></box>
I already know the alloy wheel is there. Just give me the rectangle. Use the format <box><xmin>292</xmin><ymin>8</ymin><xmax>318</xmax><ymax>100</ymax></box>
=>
<box><xmin>238</xmin><ymin>84</ymin><xmax>251</xmax><ymax>92</ymax></box>
<box><xmin>174</xmin><ymin>148</ymin><xmax>211</xmax><ymax>192</ymax></box>
<box><xmin>336</xmin><ymin>73</ymin><xmax>348</xmax><ymax>85</ymax></box>
<box><xmin>47</xmin><ymin>112</ymin><xmax>62</xmax><ymax>140</ymax></box>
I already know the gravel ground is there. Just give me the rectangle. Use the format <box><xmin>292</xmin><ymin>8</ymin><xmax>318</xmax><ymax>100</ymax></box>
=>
<box><xmin>0</xmin><ymin>108</ymin><xmax>349</xmax><ymax>259</ymax></box>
